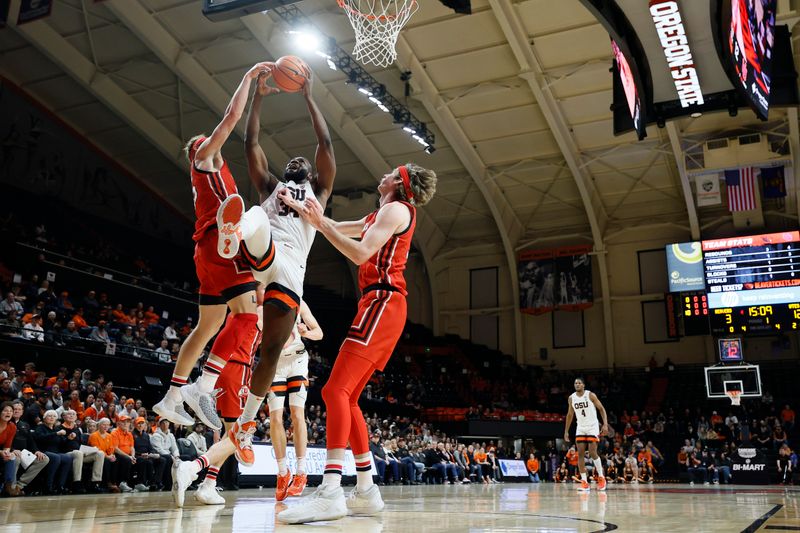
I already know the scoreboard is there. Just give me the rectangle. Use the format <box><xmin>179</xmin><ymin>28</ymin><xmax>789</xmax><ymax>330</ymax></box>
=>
<box><xmin>668</xmin><ymin>231</ymin><xmax>800</xmax><ymax>337</ymax></box>
<box><xmin>710</xmin><ymin>303</ymin><xmax>800</xmax><ymax>335</ymax></box>
<box><xmin>703</xmin><ymin>231</ymin><xmax>800</xmax><ymax>309</ymax></box>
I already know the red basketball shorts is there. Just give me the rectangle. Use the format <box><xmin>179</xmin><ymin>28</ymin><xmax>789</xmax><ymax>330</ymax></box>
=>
<box><xmin>194</xmin><ymin>228</ymin><xmax>256</xmax><ymax>305</ymax></box>
<box><xmin>339</xmin><ymin>289</ymin><xmax>407</xmax><ymax>370</ymax></box>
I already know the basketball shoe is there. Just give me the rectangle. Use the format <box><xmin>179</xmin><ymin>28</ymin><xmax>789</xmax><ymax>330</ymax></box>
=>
<box><xmin>229</xmin><ymin>420</ymin><xmax>257</xmax><ymax>466</ymax></box>
<box><xmin>577</xmin><ymin>479</ymin><xmax>590</xmax><ymax>492</ymax></box>
<box><xmin>275</xmin><ymin>471</ymin><xmax>293</xmax><ymax>501</ymax></box>
<box><xmin>287</xmin><ymin>473</ymin><xmax>307</xmax><ymax>497</ymax></box>
<box><xmin>277</xmin><ymin>484</ymin><xmax>347</xmax><ymax>524</ymax></box>
<box><xmin>597</xmin><ymin>476</ymin><xmax>607</xmax><ymax>491</ymax></box>
<box><xmin>217</xmin><ymin>194</ymin><xmax>244</xmax><ymax>259</ymax></box>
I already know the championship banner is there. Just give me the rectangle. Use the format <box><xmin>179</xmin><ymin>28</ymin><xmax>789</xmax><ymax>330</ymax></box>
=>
<box><xmin>761</xmin><ymin>166</ymin><xmax>787</xmax><ymax>198</ymax></box>
<box><xmin>17</xmin><ymin>0</ymin><xmax>53</xmax><ymax>25</ymax></box>
<box><xmin>238</xmin><ymin>443</ymin><xmax>377</xmax><ymax>477</ymax></box>
<box><xmin>695</xmin><ymin>175</ymin><xmax>722</xmax><ymax>207</ymax></box>
<box><xmin>731</xmin><ymin>447</ymin><xmax>769</xmax><ymax>484</ymax></box>
<box><xmin>519</xmin><ymin>245</ymin><xmax>593</xmax><ymax>314</ymax></box>
<box><xmin>498</xmin><ymin>459</ymin><xmax>528</xmax><ymax>478</ymax></box>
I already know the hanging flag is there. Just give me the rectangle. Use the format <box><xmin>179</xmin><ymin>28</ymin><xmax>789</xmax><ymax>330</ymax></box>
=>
<box><xmin>761</xmin><ymin>166</ymin><xmax>787</xmax><ymax>198</ymax></box>
<box><xmin>17</xmin><ymin>0</ymin><xmax>53</xmax><ymax>25</ymax></box>
<box><xmin>695</xmin><ymin>174</ymin><xmax>722</xmax><ymax>206</ymax></box>
<box><xmin>725</xmin><ymin>167</ymin><xmax>757</xmax><ymax>211</ymax></box>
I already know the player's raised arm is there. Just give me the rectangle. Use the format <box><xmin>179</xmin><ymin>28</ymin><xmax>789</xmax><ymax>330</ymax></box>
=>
<box><xmin>280</xmin><ymin>194</ymin><xmax>407</xmax><ymax>265</ymax></box>
<box><xmin>590</xmin><ymin>392</ymin><xmax>609</xmax><ymax>435</ymax></box>
<box><xmin>302</xmin><ymin>72</ymin><xmax>336</xmax><ymax>206</ymax></box>
<box><xmin>196</xmin><ymin>62</ymin><xmax>272</xmax><ymax>165</ymax></box>
<box><xmin>245</xmin><ymin>73</ymin><xmax>280</xmax><ymax>201</ymax></box>
<box><xmin>564</xmin><ymin>399</ymin><xmax>574</xmax><ymax>442</ymax></box>
<box><xmin>297</xmin><ymin>300</ymin><xmax>323</xmax><ymax>341</ymax></box>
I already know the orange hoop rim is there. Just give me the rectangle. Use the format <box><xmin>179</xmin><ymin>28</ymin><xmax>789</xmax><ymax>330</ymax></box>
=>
<box><xmin>337</xmin><ymin>0</ymin><xmax>418</xmax><ymax>22</ymax></box>
<box><xmin>725</xmin><ymin>390</ymin><xmax>742</xmax><ymax>404</ymax></box>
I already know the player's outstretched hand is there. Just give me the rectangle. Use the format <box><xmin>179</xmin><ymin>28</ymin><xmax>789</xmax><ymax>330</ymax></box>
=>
<box><xmin>256</xmin><ymin>71</ymin><xmax>280</xmax><ymax>97</ymax></box>
<box><xmin>301</xmin><ymin>67</ymin><xmax>313</xmax><ymax>98</ymax></box>
<box><xmin>246</xmin><ymin>61</ymin><xmax>275</xmax><ymax>80</ymax></box>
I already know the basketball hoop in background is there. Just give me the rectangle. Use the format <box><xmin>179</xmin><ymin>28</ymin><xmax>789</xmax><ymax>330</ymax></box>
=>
<box><xmin>725</xmin><ymin>390</ymin><xmax>741</xmax><ymax>406</ymax></box>
<box><xmin>337</xmin><ymin>0</ymin><xmax>419</xmax><ymax>67</ymax></box>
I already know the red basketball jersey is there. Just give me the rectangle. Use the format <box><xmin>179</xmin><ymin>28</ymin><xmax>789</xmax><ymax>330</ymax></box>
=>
<box><xmin>357</xmin><ymin>201</ymin><xmax>415</xmax><ymax>295</ymax></box>
<box><xmin>191</xmin><ymin>161</ymin><xmax>239</xmax><ymax>242</ymax></box>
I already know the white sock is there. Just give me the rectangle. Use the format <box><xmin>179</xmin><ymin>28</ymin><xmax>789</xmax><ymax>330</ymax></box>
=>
<box><xmin>278</xmin><ymin>458</ymin><xmax>288</xmax><ymax>476</ymax></box>
<box><xmin>296</xmin><ymin>456</ymin><xmax>306</xmax><ymax>474</ymax></box>
<box><xmin>166</xmin><ymin>385</ymin><xmax>182</xmax><ymax>403</ymax></box>
<box><xmin>354</xmin><ymin>453</ymin><xmax>373</xmax><ymax>490</ymax></box>
<box><xmin>241</xmin><ymin>206</ymin><xmax>271</xmax><ymax>256</ymax></box>
<box><xmin>196</xmin><ymin>371</ymin><xmax>217</xmax><ymax>394</ymax></box>
<box><xmin>593</xmin><ymin>458</ymin><xmax>604</xmax><ymax>478</ymax></box>
<box><xmin>322</xmin><ymin>457</ymin><xmax>344</xmax><ymax>488</ymax></box>
<box><xmin>238</xmin><ymin>393</ymin><xmax>265</xmax><ymax>425</ymax></box>
<box><xmin>580</xmin><ymin>472</ymin><xmax>587</xmax><ymax>481</ymax></box>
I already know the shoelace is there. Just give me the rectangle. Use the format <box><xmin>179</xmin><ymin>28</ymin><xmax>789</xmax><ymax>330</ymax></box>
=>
<box><xmin>238</xmin><ymin>425</ymin><xmax>255</xmax><ymax>449</ymax></box>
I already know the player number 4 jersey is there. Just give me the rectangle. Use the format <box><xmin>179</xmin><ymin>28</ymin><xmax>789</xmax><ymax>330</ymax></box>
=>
<box><xmin>570</xmin><ymin>391</ymin><xmax>598</xmax><ymax>428</ymax></box>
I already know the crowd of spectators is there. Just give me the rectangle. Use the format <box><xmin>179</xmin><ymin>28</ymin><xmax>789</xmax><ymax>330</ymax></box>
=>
<box><xmin>0</xmin><ymin>274</ymin><xmax>196</xmax><ymax>364</ymax></box>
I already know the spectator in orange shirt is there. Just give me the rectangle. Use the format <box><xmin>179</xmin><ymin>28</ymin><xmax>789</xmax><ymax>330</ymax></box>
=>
<box><xmin>46</xmin><ymin>368</ymin><xmax>69</xmax><ymax>391</ymax></box>
<box><xmin>111</xmin><ymin>304</ymin><xmax>128</xmax><ymax>324</ymax></box>
<box><xmin>88</xmin><ymin>418</ymin><xmax>120</xmax><ymax>493</ymax></box>
<box><xmin>637</xmin><ymin>447</ymin><xmax>653</xmax><ymax>468</ymax></box>
<box><xmin>143</xmin><ymin>306</ymin><xmax>160</xmax><ymax>326</ymax></box>
<box><xmin>71</xmin><ymin>309</ymin><xmax>88</xmax><ymax>329</ymax></box>
<box><xmin>110</xmin><ymin>416</ymin><xmax>134</xmax><ymax>492</ymax></box>
<box><xmin>710</xmin><ymin>411</ymin><xmax>723</xmax><ymax>427</ymax></box>
<box><xmin>566</xmin><ymin>445</ymin><xmax>579</xmax><ymax>478</ymax></box>
<box><xmin>781</xmin><ymin>404</ymin><xmax>795</xmax><ymax>433</ymax></box>
<box><xmin>82</xmin><ymin>397</ymin><xmax>105</xmax><ymax>422</ymax></box>
<box><xmin>102</xmin><ymin>382</ymin><xmax>118</xmax><ymax>405</ymax></box>
<box><xmin>527</xmin><ymin>453</ymin><xmax>540</xmax><ymax>483</ymax></box>
<box><xmin>65</xmin><ymin>390</ymin><xmax>84</xmax><ymax>420</ymax></box>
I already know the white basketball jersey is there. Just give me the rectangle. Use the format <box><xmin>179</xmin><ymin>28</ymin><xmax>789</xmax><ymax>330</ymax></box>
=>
<box><xmin>570</xmin><ymin>391</ymin><xmax>598</xmax><ymax>428</ymax></box>
<box><xmin>281</xmin><ymin>314</ymin><xmax>305</xmax><ymax>356</ymax></box>
<box><xmin>262</xmin><ymin>180</ymin><xmax>317</xmax><ymax>264</ymax></box>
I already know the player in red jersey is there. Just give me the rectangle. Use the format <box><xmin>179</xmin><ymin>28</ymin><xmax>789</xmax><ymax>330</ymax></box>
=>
<box><xmin>153</xmin><ymin>62</ymin><xmax>272</xmax><ymax>432</ymax></box>
<box><xmin>170</xmin><ymin>286</ymin><xmax>264</xmax><ymax>507</ymax></box>
<box><xmin>276</xmin><ymin>163</ymin><xmax>437</xmax><ymax>524</ymax></box>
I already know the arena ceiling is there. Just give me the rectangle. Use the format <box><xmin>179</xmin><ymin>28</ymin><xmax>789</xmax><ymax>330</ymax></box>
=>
<box><xmin>1</xmin><ymin>0</ymin><xmax>799</xmax><ymax>261</ymax></box>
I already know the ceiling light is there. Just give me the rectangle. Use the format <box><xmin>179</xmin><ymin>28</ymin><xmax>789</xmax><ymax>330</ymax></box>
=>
<box><xmin>289</xmin><ymin>29</ymin><xmax>321</xmax><ymax>52</ymax></box>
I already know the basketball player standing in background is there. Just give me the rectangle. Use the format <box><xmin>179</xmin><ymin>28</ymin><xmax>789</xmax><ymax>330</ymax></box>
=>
<box><xmin>564</xmin><ymin>377</ymin><xmax>608</xmax><ymax>492</ymax></box>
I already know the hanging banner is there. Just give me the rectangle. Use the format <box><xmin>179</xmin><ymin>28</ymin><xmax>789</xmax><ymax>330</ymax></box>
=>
<box><xmin>519</xmin><ymin>245</ymin><xmax>593</xmax><ymax>314</ymax></box>
<box><xmin>695</xmin><ymin>174</ymin><xmax>722</xmax><ymax>207</ymax></box>
<box><xmin>761</xmin><ymin>165</ymin><xmax>787</xmax><ymax>198</ymax></box>
<box><xmin>17</xmin><ymin>0</ymin><xmax>53</xmax><ymax>25</ymax></box>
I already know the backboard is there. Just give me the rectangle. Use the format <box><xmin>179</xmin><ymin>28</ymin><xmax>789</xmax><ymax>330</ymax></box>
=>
<box><xmin>704</xmin><ymin>364</ymin><xmax>761</xmax><ymax>399</ymax></box>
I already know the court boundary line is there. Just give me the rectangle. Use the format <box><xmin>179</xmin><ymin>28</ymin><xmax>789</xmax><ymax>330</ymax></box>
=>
<box><xmin>742</xmin><ymin>504</ymin><xmax>784</xmax><ymax>533</ymax></box>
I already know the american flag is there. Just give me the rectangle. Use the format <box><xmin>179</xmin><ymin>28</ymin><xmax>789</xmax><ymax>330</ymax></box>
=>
<box><xmin>725</xmin><ymin>168</ymin><xmax>757</xmax><ymax>211</ymax></box>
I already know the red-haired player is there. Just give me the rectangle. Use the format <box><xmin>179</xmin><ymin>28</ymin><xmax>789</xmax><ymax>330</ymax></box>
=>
<box><xmin>153</xmin><ymin>61</ymin><xmax>272</xmax><ymax>431</ymax></box>
<box><xmin>276</xmin><ymin>164</ymin><xmax>437</xmax><ymax>524</ymax></box>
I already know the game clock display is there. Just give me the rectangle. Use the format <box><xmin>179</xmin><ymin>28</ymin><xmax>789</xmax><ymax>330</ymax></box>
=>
<box><xmin>710</xmin><ymin>303</ymin><xmax>800</xmax><ymax>334</ymax></box>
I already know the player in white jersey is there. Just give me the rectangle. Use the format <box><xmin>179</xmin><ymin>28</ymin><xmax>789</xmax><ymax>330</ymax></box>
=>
<box><xmin>564</xmin><ymin>377</ymin><xmax>609</xmax><ymax>492</ymax></box>
<box><xmin>214</xmin><ymin>68</ymin><xmax>337</xmax><ymax>466</ymax></box>
<box><xmin>267</xmin><ymin>301</ymin><xmax>322</xmax><ymax>501</ymax></box>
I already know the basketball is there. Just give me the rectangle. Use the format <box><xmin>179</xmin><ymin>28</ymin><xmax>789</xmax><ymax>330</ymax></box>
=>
<box><xmin>272</xmin><ymin>55</ymin><xmax>310</xmax><ymax>93</ymax></box>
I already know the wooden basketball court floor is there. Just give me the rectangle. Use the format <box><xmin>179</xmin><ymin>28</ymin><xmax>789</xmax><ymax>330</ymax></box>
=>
<box><xmin>1</xmin><ymin>483</ymin><xmax>798</xmax><ymax>532</ymax></box>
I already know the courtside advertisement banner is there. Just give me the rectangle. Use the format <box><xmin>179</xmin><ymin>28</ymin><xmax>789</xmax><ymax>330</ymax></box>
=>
<box><xmin>498</xmin><ymin>459</ymin><xmax>528</xmax><ymax>477</ymax></box>
<box><xmin>238</xmin><ymin>444</ymin><xmax>376</xmax><ymax>477</ymax></box>
<box><xmin>665</xmin><ymin>242</ymin><xmax>705</xmax><ymax>292</ymax></box>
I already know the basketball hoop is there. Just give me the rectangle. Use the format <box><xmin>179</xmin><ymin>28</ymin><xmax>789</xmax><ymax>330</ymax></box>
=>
<box><xmin>725</xmin><ymin>390</ymin><xmax>742</xmax><ymax>406</ymax></box>
<box><xmin>337</xmin><ymin>0</ymin><xmax>419</xmax><ymax>67</ymax></box>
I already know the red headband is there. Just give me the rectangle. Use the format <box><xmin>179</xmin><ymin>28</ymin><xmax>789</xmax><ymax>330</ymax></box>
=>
<box><xmin>397</xmin><ymin>165</ymin><xmax>414</xmax><ymax>202</ymax></box>
<box><xmin>189</xmin><ymin>136</ymin><xmax>207</xmax><ymax>162</ymax></box>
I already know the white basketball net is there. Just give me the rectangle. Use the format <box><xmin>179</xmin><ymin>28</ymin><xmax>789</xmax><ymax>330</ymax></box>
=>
<box><xmin>338</xmin><ymin>0</ymin><xmax>419</xmax><ymax>67</ymax></box>
<box><xmin>726</xmin><ymin>390</ymin><xmax>741</xmax><ymax>406</ymax></box>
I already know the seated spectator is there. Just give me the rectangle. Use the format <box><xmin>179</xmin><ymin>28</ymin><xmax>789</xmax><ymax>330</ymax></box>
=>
<box><xmin>686</xmin><ymin>449</ymin><xmax>707</xmax><ymax>485</ymax></box>
<box><xmin>773</xmin><ymin>424</ymin><xmax>788</xmax><ymax>451</ymax></box>
<box><xmin>33</xmin><ymin>410</ymin><xmax>74</xmax><ymax>494</ymax></box>
<box><xmin>119</xmin><ymin>326</ymin><xmax>134</xmax><ymax>346</ymax></box>
<box><xmin>1</xmin><ymin>402</ymin><xmax>21</xmax><ymax>497</ymax></box>
<box><xmin>164</xmin><ymin>321</ymin><xmax>179</xmax><ymax>341</ymax></box>
<box><xmin>59</xmin><ymin>320</ymin><xmax>81</xmax><ymax>343</ymax></box>
<box><xmin>57</xmin><ymin>292</ymin><xmax>74</xmax><ymax>314</ymax></box>
<box><xmin>45</xmin><ymin>385</ymin><xmax>63</xmax><ymax>411</ymax></box>
<box><xmin>143</xmin><ymin>306</ymin><xmax>160</xmax><ymax>325</ymax></box>
<box><xmin>89</xmin><ymin>321</ymin><xmax>111</xmax><ymax>345</ymax></box>
<box><xmin>781</xmin><ymin>404</ymin><xmax>795</xmax><ymax>433</ymax></box>
<box><xmin>623</xmin><ymin>462</ymin><xmax>636</xmax><ymax>483</ymax></box>
<box><xmin>0</xmin><ymin>379</ymin><xmax>13</xmax><ymax>403</ymax></box>
<box><xmin>71</xmin><ymin>308</ymin><xmax>88</xmax><ymax>329</ymax></box>
<box><xmin>82</xmin><ymin>291</ymin><xmax>100</xmax><ymax>322</ymax></box>
<box><xmin>187</xmin><ymin>423</ymin><xmax>209</xmax><ymax>456</ymax></box>
<box><xmin>110</xmin><ymin>415</ymin><xmax>135</xmax><ymax>492</ymax></box>
<box><xmin>133</xmin><ymin>417</ymin><xmax>164</xmax><ymax>491</ymax></box>
<box><xmin>88</xmin><ymin>417</ymin><xmax>122</xmax><ymax>493</ymax></box>
<box><xmin>10</xmin><ymin>401</ymin><xmax>49</xmax><ymax>494</ymax></box>
<box><xmin>756</xmin><ymin>421</ymin><xmax>772</xmax><ymax>449</ymax></box>
<box><xmin>119</xmin><ymin>399</ymin><xmax>137</xmax><ymax>421</ymax></box>
<box><xmin>0</xmin><ymin>292</ymin><xmax>23</xmax><ymax>319</ymax></box>
<box><xmin>527</xmin><ymin>453</ymin><xmax>540</xmax><ymax>483</ymax></box>
<box><xmin>83</xmin><ymin>397</ymin><xmax>106</xmax><ymax>422</ymax></box>
<box><xmin>0</xmin><ymin>310</ymin><xmax>22</xmax><ymax>336</ymax></box>
<box><xmin>554</xmin><ymin>462</ymin><xmax>569</xmax><ymax>483</ymax></box>
<box><xmin>369</xmin><ymin>432</ymin><xmax>388</xmax><ymax>484</ymax></box>
<box><xmin>46</xmin><ymin>368</ymin><xmax>69</xmax><ymax>391</ymax></box>
<box><xmin>717</xmin><ymin>451</ymin><xmax>732</xmax><ymax>484</ymax></box>
<box><xmin>22</xmin><ymin>314</ymin><xmax>44</xmax><ymax>342</ymax></box>
<box><xmin>154</xmin><ymin>340</ymin><xmax>171</xmax><ymax>363</ymax></box>
<box><xmin>473</xmin><ymin>446</ymin><xmax>492</xmax><ymax>484</ymax></box>
<box><xmin>150</xmin><ymin>418</ymin><xmax>179</xmax><ymax>488</ymax></box>
<box><xmin>111</xmin><ymin>304</ymin><xmax>129</xmax><ymax>324</ymax></box>
<box><xmin>60</xmin><ymin>409</ymin><xmax>103</xmax><ymax>493</ymax></box>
